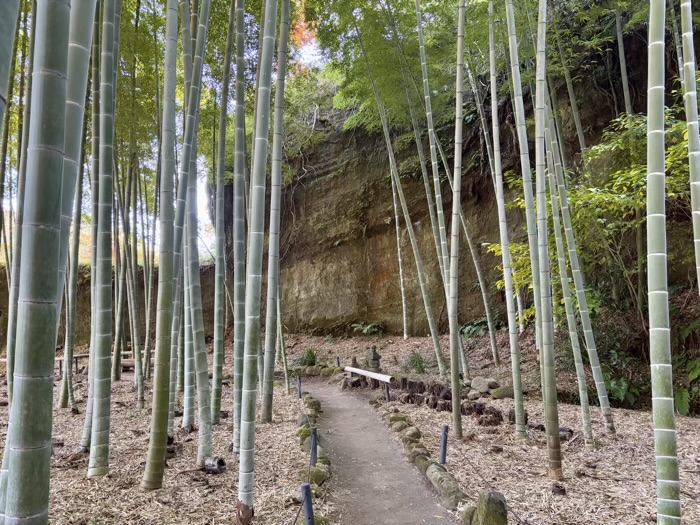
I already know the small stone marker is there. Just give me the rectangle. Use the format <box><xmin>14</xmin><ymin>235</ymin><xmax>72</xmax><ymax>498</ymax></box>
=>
<box><xmin>368</xmin><ymin>345</ymin><xmax>382</xmax><ymax>372</ymax></box>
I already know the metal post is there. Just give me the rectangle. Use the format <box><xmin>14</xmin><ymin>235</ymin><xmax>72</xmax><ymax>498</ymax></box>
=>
<box><xmin>385</xmin><ymin>382</ymin><xmax>390</xmax><ymax>401</ymax></box>
<box><xmin>336</xmin><ymin>356</ymin><xmax>340</xmax><ymax>367</ymax></box>
<box><xmin>311</xmin><ymin>427</ymin><xmax>318</xmax><ymax>466</ymax></box>
<box><xmin>298</xmin><ymin>376</ymin><xmax>302</xmax><ymax>399</ymax></box>
<box><xmin>439</xmin><ymin>425</ymin><xmax>449</xmax><ymax>464</ymax></box>
<box><xmin>301</xmin><ymin>483</ymin><xmax>315</xmax><ymax>525</ymax></box>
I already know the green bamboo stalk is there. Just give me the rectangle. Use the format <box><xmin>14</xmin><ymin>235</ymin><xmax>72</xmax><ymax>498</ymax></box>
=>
<box><xmin>489</xmin><ymin>0</ymin><xmax>525</xmax><ymax>439</ymax></box>
<box><xmin>60</xmin><ymin>108</ymin><xmax>88</xmax><ymax>412</ymax></box>
<box><xmin>0</xmin><ymin>1</ymin><xmax>20</xmax><ymax>139</ymax></box>
<box><xmin>185</xmin><ymin>119</ymin><xmax>214</xmax><ymax>465</ymax></box>
<box><xmin>553</xmin><ymin>131</ymin><xmax>616</xmax><ymax>434</ymax></box>
<box><xmin>448</xmin><ymin>0</ymin><xmax>466</xmax><ymax>439</ymax></box>
<box><xmin>534</xmin><ymin>0</ymin><xmax>563</xmax><ymax>480</ymax></box>
<box><xmin>555</xmin><ymin>33</ymin><xmax>586</xmax><ymax>151</ymax></box>
<box><xmin>88</xmin><ymin>0</ymin><xmax>118</xmax><ymax>478</ymax></box>
<box><xmin>505</xmin><ymin>0</ymin><xmax>544</xmax><ymax>398</ymax></box>
<box><xmin>668</xmin><ymin>0</ymin><xmax>684</xmax><ymax>91</ymax></box>
<box><xmin>466</xmin><ymin>64</ymin><xmax>496</xmax><ymax>179</ymax></box>
<box><xmin>168</xmin><ymin>274</ymin><xmax>183</xmax><ymax>438</ymax></box>
<box><xmin>679</xmin><ymin>0</ymin><xmax>700</xmax><ymax>294</ymax></box>
<box><xmin>212</xmin><ymin>0</ymin><xmax>235</xmax><ymax>426</ymax></box>
<box><xmin>277</xmin><ymin>286</ymin><xmax>290</xmax><ymax>394</ymax></box>
<box><xmin>141</xmin><ymin>0</ymin><xmax>178</xmax><ymax>490</ymax></box>
<box><xmin>182</xmin><ymin>230</ymin><xmax>195</xmax><ymax>432</ymax></box>
<box><xmin>615</xmin><ymin>10</ymin><xmax>632</xmax><ymax>115</ymax></box>
<box><xmin>80</xmin><ymin>4</ymin><xmax>100</xmax><ymax>454</ymax></box>
<box><xmin>546</xmin><ymin>126</ymin><xmax>593</xmax><ymax>448</ymax></box>
<box><xmin>647</xmin><ymin>0</ymin><xmax>682</xmax><ymax>521</ymax></box>
<box><xmin>261</xmin><ymin>0</ymin><xmax>291</xmax><ymax>424</ymax></box>
<box><xmin>5</xmin><ymin>0</ymin><xmax>35</xmax><ymax>405</ymax></box>
<box><xmin>237</xmin><ymin>0</ymin><xmax>280</xmax><ymax>513</ymax></box>
<box><xmin>111</xmin><ymin>233</ymin><xmax>127</xmax><ymax>382</ymax></box>
<box><xmin>232</xmin><ymin>0</ymin><xmax>248</xmax><ymax>456</ymax></box>
<box><xmin>391</xmin><ymin>175</ymin><xmax>409</xmax><ymax>340</ymax></box>
<box><xmin>0</xmin><ymin>12</ymin><xmax>21</xmax><ymax>279</ymax></box>
<box><xmin>130</xmin><ymin>165</ymin><xmax>143</xmax><ymax>384</ymax></box>
<box><xmin>415</xmin><ymin>0</ymin><xmax>448</xmax><ymax>282</ymax></box>
<box><xmin>3</xmin><ymin>0</ymin><xmax>69</xmax><ymax>520</ymax></box>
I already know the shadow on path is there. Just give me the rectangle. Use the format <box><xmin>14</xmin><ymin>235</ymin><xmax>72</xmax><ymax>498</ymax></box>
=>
<box><xmin>306</xmin><ymin>380</ymin><xmax>456</xmax><ymax>525</ymax></box>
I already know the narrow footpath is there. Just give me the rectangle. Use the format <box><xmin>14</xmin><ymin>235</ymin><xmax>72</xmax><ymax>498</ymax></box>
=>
<box><xmin>305</xmin><ymin>381</ymin><xmax>456</xmax><ymax>525</ymax></box>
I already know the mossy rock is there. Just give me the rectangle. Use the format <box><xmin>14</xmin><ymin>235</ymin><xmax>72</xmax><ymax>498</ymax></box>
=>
<box><xmin>402</xmin><ymin>426</ymin><xmax>421</xmax><ymax>440</ymax></box>
<box><xmin>385</xmin><ymin>414</ymin><xmax>407</xmax><ymax>424</ymax></box>
<box><xmin>315</xmin><ymin>516</ymin><xmax>331</xmax><ymax>525</ymax></box>
<box><xmin>460</xmin><ymin>506</ymin><xmax>476</xmax><ymax>525</ymax></box>
<box><xmin>400</xmin><ymin>434</ymin><xmax>420</xmax><ymax>447</ymax></box>
<box><xmin>297</xmin><ymin>425</ymin><xmax>312</xmax><ymax>443</ymax></box>
<box><xmin>391</xmin><ymin>421</ymin><xmax>408</xmax><ymax>433</ymax></box>
<box><xmin>468</xmin><ymin>491</ymin><xmax>508</xmax><ymax>525</ymax></box>
<box><xmin>302</xmin><ymin>436</ymin><xmax>313</xmax><ymax>453</ymax></box>
<box><xmin>425</xmin><ymin>463</ymin><xmax>466</xmax><ymax>510</ymax></box>
<box><xmin>299</xmin><ymin>464</ymin><xmax>331</xmax><ymax>486</ymax></box>
<box><xmin>414</xmin><ymin>455</ymin><xmax>433</xmax><ymax>475</ymax></box>
<box><xmin>317</xmin><ymin>454</ymin><xmax>331</xmax><ymax>467</ymax></box>
<box><xmin>305</xmin><ymin>398</ymin><xmax>322</xmax><ymax>412</ymax></box>
<box><xmin>407</xmin><ymin>445</ymin><xmax>431</xmax><ymax>463</ymax></box>
<box><xmin>320</xmin><ymin>367</ymin><xmax>335</xmax><ymax>377</ymax></box>
<box><xmin>305</xmin><ymin>366</ymin><xmax>321</xmax><ymax>376</ymax></box>
<box><xmin>333</xmin><ymin>367</ymin><xmax>343</xmax><ymax>375</ymax></box>
<box><xmin>490</xmin><ymin>386</ymin><xmax>515</xmax><ymax>400</ymax></box>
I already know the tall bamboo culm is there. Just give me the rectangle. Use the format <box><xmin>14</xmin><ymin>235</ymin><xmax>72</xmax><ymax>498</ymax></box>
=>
<box><xmin>647</xmin><ymin>0</ymin><xmax>682</xmax><ymax>521</ymax></box>
<box><xmin>679</xmin><ymin>0</ymin><xmax>700</xmax><ymax>292</ymax></box>
<box><xmin>261</xmin><ymin>0</ymin><xmax>291</xmax><ymax>423</ymax></box>
<box><xmin>447</xmin><ymin>0</ymin><xmax>466</xmax><ymax>440</ymax></box>
<box><xmin>504</xmin><ymin>0</ymin><xmax>544</xmax><ymax>391</ymax></box>
<box><xmin>212</xmin><ymin>0</ymin><xmax>235</xmax><ymax>426</ymax></box>
<box><xmin>232</xmin><ymin>0</ymin><xmax>248</xmax><ymax>456</ymax></box>
<box><xmin>4</xmin><ymin>0</ymin><xmax>69</xmax><ymax>521</ymax></box>
<box><xmin>236</xmin><ymin>0</ymin><xmax>280</xmax><ymax>515</ymax></box>
<box><xmin>0</xmin><ymin>2</ymin><xmax>20</xmax><ymax>139</ymax></box>
<box><xmin>534</xmin><ymin>0</ymin><xmax>563</xmax><ymax>480</ymax></box>
<box><xmin>489</xmin><ymin>0</ymin><xmax>525</xmax><ymax>439</ymax></box>
<box><xmin>141</xmin><ymin>0</ymin><xmax>179</xmax><ymax>490</ymax></box>
<box><xmin>89</xmin><ymin>0</ymin><xmax>118</xmax><ymax>478</ymax></box>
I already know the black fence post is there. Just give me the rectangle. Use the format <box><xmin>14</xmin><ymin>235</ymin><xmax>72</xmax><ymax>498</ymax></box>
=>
<box><xmin>439</xmin><ymin>425</ymin><xmax>449</xmax><ymax>464</ymax></box>
<box><xmin>301</xmin><ymin>483</ymin><xmax>315</xmax><ymax>525</ymax></box>
<box><xmin>311</xmin><ymin>427</ymin><xmax>318</xmax><ymax>466</ymax></box>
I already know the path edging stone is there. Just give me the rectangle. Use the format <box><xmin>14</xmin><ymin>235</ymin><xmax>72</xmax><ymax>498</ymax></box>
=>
<box><xmin>374</xmin><ymin>402</ymin><xmax>508</xmax><ymax>524</ymax></box>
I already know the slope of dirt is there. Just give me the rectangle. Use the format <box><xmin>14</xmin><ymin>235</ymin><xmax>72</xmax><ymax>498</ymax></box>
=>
<box><xmin>306</xmin><ymin>380</ymin><xmax>456</xmax><ymax>525</ymax></box>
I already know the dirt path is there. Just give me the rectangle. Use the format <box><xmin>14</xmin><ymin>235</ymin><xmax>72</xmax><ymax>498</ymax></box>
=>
<box><xmin>305</xmin><ymin>381</ymin><xmax>456</xmax><ymax>525</ymax></box>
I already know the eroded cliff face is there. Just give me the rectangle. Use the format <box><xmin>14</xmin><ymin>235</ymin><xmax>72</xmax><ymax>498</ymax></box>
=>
<box><xmin>277</xmin><ymin>115</ymin><xmax>525</xmax><ymax>335</ymax></box>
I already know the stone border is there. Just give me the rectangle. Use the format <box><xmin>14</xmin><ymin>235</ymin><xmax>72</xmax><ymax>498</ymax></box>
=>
<box><xmin>373</xmin><ymin>402</ymin><xmax>508</xmax><ymax>525</ymax></box>
<box><xmin>294</xmin><ymin>393</ymin><xmax>332</xmax><ymax>525</ymax></box>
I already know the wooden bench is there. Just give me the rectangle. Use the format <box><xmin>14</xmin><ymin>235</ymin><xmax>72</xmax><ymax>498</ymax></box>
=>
<box><xmin>344</xmin><ymin>366</ymin><xmax>394</xmax><ymax>400</ymax></box>
<box><xmin>56</xmin><ymin>353</ymin><xmax>90</xmax><ymax>375</ymax></box>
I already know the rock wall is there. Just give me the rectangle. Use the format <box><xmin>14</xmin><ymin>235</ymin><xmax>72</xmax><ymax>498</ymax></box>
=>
<box><xmin>277</xmin><ymin>115</ymin><xmax>526</xmax><ymax>335</ymax></box>
<box><xmin>0</xmin><ymin>264</ymin><xmax>218</xmax><ymax>351</ymax></box>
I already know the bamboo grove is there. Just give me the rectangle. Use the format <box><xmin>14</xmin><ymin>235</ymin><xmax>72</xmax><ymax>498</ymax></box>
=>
<box><xmin>0</xmin><ymin>0</ymin><xmax>696</xmax><ymax>522</ymax></box>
